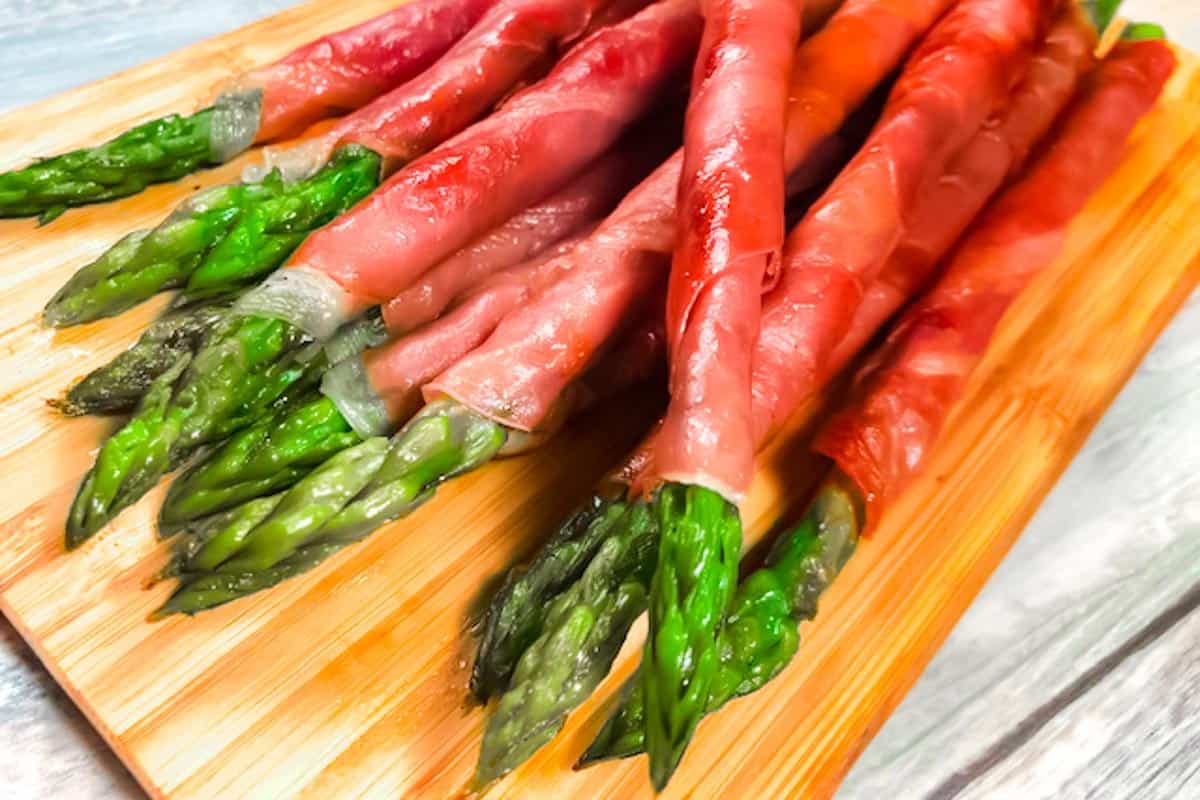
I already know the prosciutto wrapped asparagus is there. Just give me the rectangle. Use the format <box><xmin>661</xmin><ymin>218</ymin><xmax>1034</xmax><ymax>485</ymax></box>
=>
<box><xmin>817</xmin><ymin>35</ymin><xmax>1177</xmax><ymax>530</ymax></box>
<box><xmin>46</xmin><ymin>0</ymin><xmax>635</xmax><ymax>327</ymax></box>
<box><xmin>635</xmin><ymin>0</ymin><xmax>1047</xmax><ymax>784</ymax></box>
<box><xmin>65</xmin><ymin>0</ymin><xmax>699</xmax><ymax>546</ymax></box>
<box><xmin>472</xmin><ymin>2</ymin><xmax>1118</xmax><ymax>783</ymax></box>
<box><xmin>641</xmin><ymin>0</ymin><xmax>804</xmax><ymax>784</ymax></box>
<box><xmin>159</xmin><ymin>144</ymin><xmax>657</xmax><ymax>525</ymax></box>
<box><xmin>467</xmin><ymin>0</ymin><xmax>962</xmax><ymax>782</ymax></box>
<box><xmin>0</xmin><ymin>0</ymin><xmax>494</xmax><ymax>220</ymax></box>
<box><xmin>154</xmin><ymin>316</ymin><xmax>666</xmax><ymax>618</ymax></box>
<box><xmin>583</xmin><ymin>28</ymin><xmax>1177</xmax><ymax>768</ymax></box>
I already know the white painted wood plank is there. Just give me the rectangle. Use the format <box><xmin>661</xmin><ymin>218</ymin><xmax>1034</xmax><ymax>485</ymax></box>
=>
<box><xmin>961</xmin><ymin>606</ymin><xmax>1200</xmax><ymax>800</ymax></box>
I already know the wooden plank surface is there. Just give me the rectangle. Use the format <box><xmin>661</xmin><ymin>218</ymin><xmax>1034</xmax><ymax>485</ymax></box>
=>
<box><xmin>0</xmin><ymin>2</ymin><xmax>1198</xmax><ymax>798</ymax></box>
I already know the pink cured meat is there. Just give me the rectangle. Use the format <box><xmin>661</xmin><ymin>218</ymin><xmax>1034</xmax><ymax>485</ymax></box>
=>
<box><xmin>816</xmin><ymin>39</ymin><xmax>1177</xmax><ymax>530</ymax></box>
<box><xmin>756</xmin><ymin>3</ymin><xmax>1097</xmax><ymax>442</ymax></box>
<box><xmin>365</xmin><ymin>236</ymin><xmax>587</xmax><ymax>421</ymax></box>
<box><xmin>240</xmin><ymin>0</ymin><xmax>498</xmax><ymax>143</ymax></box>
<box><xmin>381</xmin><ymin>144</ymin><xmax>657</xmax><ymax>333</ymax></box>
<box><xmin>653</xmin><ymin>0</ymin><xmax>804</xmax><ymax>500</ymax></box>
<box><xmin>426</xmin><ymin>0</ymin><xmax>956</xmax><ymax>434</ymax></box>
<box><xmin>743</xmin><ymin>0</ymin><xmax>1048</xmax><ymax>465</ymax></box>
<box><xmin>622</xmin><ymin>7</ymin><xmax>1098</xmax><ymax>494</ymax></box>
<box><xmin>286</xmin><ymin>0</ymin><xmax>703</xmax><ymax>310</ymax></box>
<box><xmin>325</xmin><ymin>0</ymin><xmax>641</xmax><ymax>168</ymax></box>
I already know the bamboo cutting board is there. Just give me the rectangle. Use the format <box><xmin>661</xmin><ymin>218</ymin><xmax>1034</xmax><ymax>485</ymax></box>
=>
<box><xmin>0</xmin><ymin>1</ymin><xmax>1198</xmax><ymax>795</ymax></box>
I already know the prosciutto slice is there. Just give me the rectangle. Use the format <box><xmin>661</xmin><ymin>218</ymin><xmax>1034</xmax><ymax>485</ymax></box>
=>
<box><xmin>365</xmin><ymin>236</ymin><xmax>589</xmax><ymax>422</ymax></box>
<box><xmin>237</xmin><ymin>0</ymin><xmax>498</xmax><ymax>143</ymax></box>
<box><xmin>426</xmin><ymin>0</ymin><xmax>956</xmax><ymax>434</ymax></box>
<box><xmin>622</xmin><ymin>6</ymin><xmax>1099</xmax><ymax>494</ymax></box>
<box><xmin>741</xmin><ymin>0</ymin><xmax>1048</xmax><ymax>465</ymax></box>
<box><xmin>652</xmin><ymin>0</ymin><xmax>805</xmax><ymax>500</ymax></box>
<box><xmin>382</xmin><ymin>143</ymin><xmax>661</xmax><ymax>333</ymax></box>
<box><xmin>816</xmin><ymin>39</ymin><xmax>1176</xmax><ymax>529</ymax></box>
<box><xmin>315</xmin><ymin>0</ymin><xmax>644</xmax><ymax>170</ymax></box>
<box><xmin>289</xmin><ymin>0</ymin><xmax>700</xmax><ymax>312</ymax></box>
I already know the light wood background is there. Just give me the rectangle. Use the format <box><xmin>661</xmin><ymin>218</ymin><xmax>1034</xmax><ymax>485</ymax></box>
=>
<box><xmin>0</xmin><ymin>2</ymin><xmax>1198</xmax><ymax>798</ymax></box>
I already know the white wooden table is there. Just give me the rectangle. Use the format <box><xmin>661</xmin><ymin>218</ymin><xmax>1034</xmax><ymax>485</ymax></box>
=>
<box><xmin>1</xmin><ymin>2</ymin><xmax>1197</xmax><ymax>798</ymax></box>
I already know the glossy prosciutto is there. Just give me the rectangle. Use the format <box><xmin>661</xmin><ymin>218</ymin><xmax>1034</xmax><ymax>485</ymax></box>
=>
<box><xmin>324</xmin><ymin>0</ymin><xmax>643</xmax><ymax>169</ymax></box>
<box><xmin>426</xmin><ymin>0</ymin><xmax>955</xmax><ymax>434</ymax></box>
<box><xmin>816</xmin><ymin>40</ymin><xmax>1176</xmax><ymax>529</ymax></box>
<box><xmin>747</xmin><ymin>0</ymin><xmax>1048</xmax><ymax>462</ymax></box>
<box><xmin>286</xmin><ymin>0</ymin><xmax>702</xmax><ymax>310</ymax></box>
<box><xmin>652</xmin><ymin>0</ymin><xmax>804</xmax><ymax>500</ymax></box>
<box><xmin>365</xmin><ymin>236</ymin><xmax>588</xmax><ymax>421</ymax></box>
<box><xmin>622</xmin><ymin>6</ymin><xmax>1099</xmax><ymax>493</ymax></box>
<box><xmin>240</xmin><ymin>0</ymin><xmax>498</xmax><ymax>142</ymax></box>
<box><xmin>382</xmin><ymin>144</ymin><xmax>659</xmax><ymax>333</ymax></box>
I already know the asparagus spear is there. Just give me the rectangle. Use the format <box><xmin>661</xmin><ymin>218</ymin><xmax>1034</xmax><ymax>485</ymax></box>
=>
<box><xmin>471</xmin><ymin>496</ymin><xmax>631</xmax><ymax>701</ymax></box>
<box><xmin>155</xmin><ymin>400</ymin><xmax>507</xmax><ymax>615</ymax></box>
<box><xmin>153</xmin><ymin>540</ymin><xmax>349</xmax><ymax>619</ymax></box>
<box><xmin>580</xmin><ymin>473</ymin><xmax>861</xmax><ymax>765</ymax></box>
<box><xmin>43</xmin><ymin>145</ymin><xmax>381</xmax><ymax>326</ymax></box>
<box><xmin>65</xmin><ymin>315</ymin><xmax>318</xmax><ymax>547</ymax></box>
<box><xmin>159</xmin><ymin>303</ymin><xmax>392</xmax><ymax>527</ymax></box>
<box><xmin>0</xmin><ymin>104</ymin><xmax>233</xmax><ymax>222</ymax></box>
<box><xmin>51</xmin><ymin>296</ymin><xmax>233</xmax><ymax>416</ymax></box>
<box><xmin>159</xmin><ymin>493</ymin><xmax>286</xmax><ymax>577</ymax></box>
<box><xmin>66</xmin><ymin>355</ymin><xmax>193</xmax><ymax>548</ymax></box>
<box><xmin>642</xmin><ymin>483</ymin><xmax>741</xmax><ymax>789</ymax></box>
<box><xmin>160</xmin><ymin>394</ymin><xmax>362</xmax><ymax>527</ymax></box>
<box><xmin>475</xmin><ymin>500</ymin><xmax>658</xmax><ymax>785</ymax></box>
<box><xmin>67</xmin><ymin>306</ymin><xmax>387</xmax><ymax>546</ymax></box>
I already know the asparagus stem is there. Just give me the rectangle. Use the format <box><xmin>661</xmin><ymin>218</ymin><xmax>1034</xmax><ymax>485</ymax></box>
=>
<box><xmin>42</xmin><ymin>146</ymin><xmax>380</xmax><ymax>327</ymax></box>
<box><xmin>160</xmin><ymin>493</ymin><xmax>286</xmax><ymax>577</ymax></box>
<box><xmin>65</xmin><ymin>314</ymin><xmax>315</xmax><ymax>547</ymax></box>
<box><xmin>475</xmin><ymin>501</ymin><xmax>658</xmax><ymax>786</ymax></box>
<box><xmin>51</xmin><ymin>296</ymin><xmax>235</xmax><ymax>416</ymax></box>
<box><xmin>66</xmin><ymin>356</ymin><xmax>192</xmax><ymax>548</ymax></box>
<box><xmin>471</xmin><ymin>497</ymin><xmax>631</xmax><ymax>701</ymax></box>
<box><xmin>42</xmin><ymin>180</ymin><xmax>276</xmax><ymax>326</ymax></box>
<box><xmin>316</xmin><ymin>400</ymin><xmax>507</xmax><ymax>543</ymax></box>
<box><xmin>212</xmin><ymin>437</ymin><xmax>394</xmax><ymax>573</ymax></box>
<box><xmin>580</xmin><ymin>473</ymin><xmax>862</xmax><ymax>766</ymax></box>
<box><xmin>643</xmin><ymin>483</ymin><xmax>741</xmax><ymax>791</ymax></box>
<box><xmin>0</xmin><ymin>109</ymin><xmax>220</xmax><ymax>220</ymax></box>
<box><xmin>155</xmin><ymin>401</ymin><xmax>508</xmax><ymax>616</ymax></box>
<box><xmin>182</xmin><ymin>146</ymin><xmax>381</xmax><ymax>296</ymax></box>
<box><xmin>160</xmin><ymin>394</ymin><xmax>363</xmax><ymax>527</ymax></box>
<box><xmin>152</xmin><ymin>539</ymin><xmax>347</xmax><ymax>618</ymax></box>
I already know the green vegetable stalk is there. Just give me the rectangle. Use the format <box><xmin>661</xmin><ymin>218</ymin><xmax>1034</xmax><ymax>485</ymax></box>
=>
<box><xmin>580</xmin><ymin>472</ymin><xmax>862</xmax><ymax>766</ymax></box>
<box><xmin>65</xmin><ymin>314</ymin><xmax>319</xmax><ymax>548</ymax></box>
<box><xmin>43</xmin><ymin>145</ymin><xmax>381</xmax><ymax>326</ymax></box>
<box><xmin>155</xmin><ymin>400</ymin><xmax>508</xmax><ymax>616</ymax></box>
<box><xmin>471</xmin><ymin>497</ymin><xmax>632</xmax><ymax>701</ymax></box>
<box><xmin>51</xmin><ymin>296</ymin><xmax>234</xmax><ymax>416</ymax></box>
<box><xmin>0</xmin><ymin>109</ymin><xmax>221</xmax><ymax>222</ymax></box>
<box><xmin>475</xmin><ymin>501</ymin><xmax>658</xmax><ymax>786</ymax></box>
<box><xmin>642</xmin><ymin>483</ymin><xmax>741</xmax><ymax>790</ymax></box>
<box><xmin>160</xmin><ymin>394</ymin><xmax>363</xmax><ymax>527</ymax></box>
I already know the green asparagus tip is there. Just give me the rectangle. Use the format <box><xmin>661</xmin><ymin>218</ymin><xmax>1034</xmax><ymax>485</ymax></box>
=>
<box><xmin>1082</xmin><ymin>0</ymin><xmax>1124</xmax><ymax>34</ymax></box>
<box><xmin>38</xmin><ymin>206</ymin><xmax>67</xmax><ymax>225</ymax></box>
<box><xmin>469</xmin><ymin>495</ymin><xmax>625</xmax><ymax>701</ymax></box>
<box><xmin>643</xmin><ymin>483</ymin><xmax>742</xmax><ymax>791</ymax></box>
<box><xmin>0</xmin><ymin>109</ymin><xmax>221</xmax><ymax>220</ymax></box>
<box><xmin>1123</xmin><ymin>21</ymin><xmax>1166</xmax><ymax>41</ymax></box>
<box><xmin>474</xmin><ymin>501</ymin><xmax>658</xmax><ymax>785</ymax></box>
<box><xmin>579</xmin><ymin>472</ymin><xmax>864</xmax><ymax>771</ymax></box>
